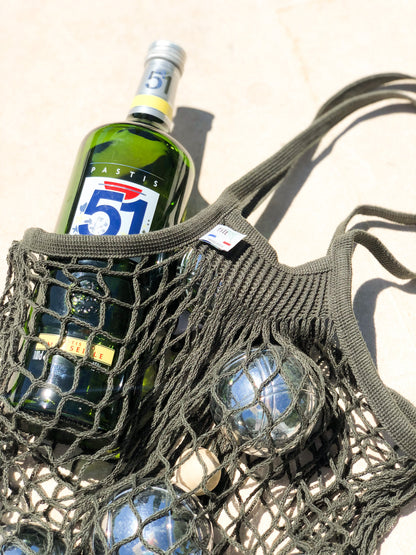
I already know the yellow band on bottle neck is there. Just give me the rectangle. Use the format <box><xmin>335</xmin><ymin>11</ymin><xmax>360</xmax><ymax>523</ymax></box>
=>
<box><xmin>130</xmin><ymin>94</ymin><xmax>173</xmax><ymax>119</ymax></box>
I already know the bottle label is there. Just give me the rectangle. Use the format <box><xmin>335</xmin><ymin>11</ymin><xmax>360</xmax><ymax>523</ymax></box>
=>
<box><xmin>69</xmin><ymin>176</ymin><xmax>160</xmax><ymax>235</ymax></box>
<box><xmin>35</xmin><ymin>333</ymin><xmax>115</xmax><ymax>366</ymax></box>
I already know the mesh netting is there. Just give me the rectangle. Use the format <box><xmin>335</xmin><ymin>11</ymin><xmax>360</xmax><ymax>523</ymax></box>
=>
<box><xmin>0</xmin><ymin>215</ymin><xmax>414</xmax><ymax>554</ymax></box>
<box><xmin>1</xmin><ymin>71</ymin><xmax>416</xmax><ymax>555</ymax></box>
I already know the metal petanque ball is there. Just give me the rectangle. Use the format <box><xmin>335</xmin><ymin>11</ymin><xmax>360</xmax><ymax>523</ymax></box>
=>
<box><xmin>91</xmin><ymin>482</ymin><xmax>214</xmax><ymax>554</ymax></box>
<box><xmin>0</xmin><ymin>524</ymin><xmax>66</xmax><ymax>554</ymax></box>
<box><xmin>210</xmin><ymin>346</ymin><xmax>321</xmax><ymax>457</ymax></box>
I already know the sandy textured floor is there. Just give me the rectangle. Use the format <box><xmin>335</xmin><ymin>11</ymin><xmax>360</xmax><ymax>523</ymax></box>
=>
<box><xmin>0</xmin><ymin>1</ymin><xmax>415</xmax><ymax>552</ymax></box>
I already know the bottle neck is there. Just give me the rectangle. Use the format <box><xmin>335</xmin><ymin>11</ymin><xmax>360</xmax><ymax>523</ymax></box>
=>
<box><xmin>127</xmin><ymin>55</ymin><xmax>182</xmax><ymax>132</ymax></box>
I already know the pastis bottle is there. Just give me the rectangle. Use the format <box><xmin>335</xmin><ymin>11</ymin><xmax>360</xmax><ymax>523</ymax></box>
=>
<box><xmin>6</xmin><ymin>41</ymin><xmax>194</xmax><ymax>445</ymax></box>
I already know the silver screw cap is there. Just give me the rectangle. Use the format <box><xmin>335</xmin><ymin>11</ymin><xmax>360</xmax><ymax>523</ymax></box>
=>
<box><xmin>145</xmin><ymin>40</ymin><xmax>186</xmax><ymax>74</ymax></box>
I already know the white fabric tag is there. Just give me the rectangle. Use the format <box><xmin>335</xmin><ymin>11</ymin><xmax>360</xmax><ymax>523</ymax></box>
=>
<box><xmin>200</xmin><ymin>225</ymin><xmax>246</xmax><ymax>252</ymax></box>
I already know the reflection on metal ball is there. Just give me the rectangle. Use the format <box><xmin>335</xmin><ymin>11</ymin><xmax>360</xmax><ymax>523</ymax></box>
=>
<box><xmin>177</xmin><ymin>248</ymin><xmax>203</xmax><ymax>288</ymax></box>
<box><xmin>0</xmin><ymin>524</ymin><xmax>66</xmax><ymax>554</ymax></box>
<box><xmin>210</xmin><ymin>346</ymin><xmax>321</xmax><ymax>457</ymax></box>
<box><xmin>92</xmin><ymin>482</ymin><xmax>214</xmax><ymax>554</ymax></box>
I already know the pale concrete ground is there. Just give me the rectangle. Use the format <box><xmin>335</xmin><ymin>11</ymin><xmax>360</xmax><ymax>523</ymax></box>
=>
<box><xmin>0</xmin><ymin>1</ymin><xmax>415</xmax><ymax>552</ymax></box>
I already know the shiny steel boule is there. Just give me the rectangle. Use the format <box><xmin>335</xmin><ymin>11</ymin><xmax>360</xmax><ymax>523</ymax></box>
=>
<box><xmin>92</xmin><ymin>482</ymin><xmax>213</xmax><ymax>554</ymax></box>
<box><xmin>211</xmin><ymin>346</ymin><xmax>321</xmax><ymax>457</ymax></box>
<box><xmin>0</xmin><ymin>524</ymin><xmax>66</xmax><ymax>554</ymax></box>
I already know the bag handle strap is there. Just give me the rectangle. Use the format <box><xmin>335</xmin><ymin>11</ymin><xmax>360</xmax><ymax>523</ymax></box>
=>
<box><xmin>216</xmin><ymin>73</ymin><xmax>416</xmax><ymax>216</ymax></box>
<box><xmin>330</xmin><ymin>207</ymin><xmax>416</xmax><ymax>458</ymax></box>
<box><xmin>332</xmin><ymin>204</ymin><xmax>416</xmax><ymax>278</ymax></box>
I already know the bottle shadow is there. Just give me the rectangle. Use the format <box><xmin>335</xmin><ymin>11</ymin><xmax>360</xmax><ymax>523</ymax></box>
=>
<box><xmin>172</xmin><ymin>107</ymin><xmax>214</xmax><ymax>218</ymax></box>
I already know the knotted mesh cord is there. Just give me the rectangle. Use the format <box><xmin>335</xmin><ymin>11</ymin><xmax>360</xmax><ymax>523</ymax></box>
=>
<box><xmin>0</xmin><ymin>224</ymin><xmax>415</xmax><ymax>554</ymax></box>
<box><xmin>0</xmin><ymin>74</ymin><xmax>414</xmax><ymax>554</ymax></box>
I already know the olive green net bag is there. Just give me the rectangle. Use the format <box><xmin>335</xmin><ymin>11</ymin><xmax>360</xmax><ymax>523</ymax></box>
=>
<box><xmin>0</xmin><ymin>73</ymin><xmax>415</xmax><ymax>554</ymax></box>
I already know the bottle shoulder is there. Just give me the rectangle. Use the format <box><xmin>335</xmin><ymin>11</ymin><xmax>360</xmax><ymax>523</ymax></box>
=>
<box><xmin>82</xmin><ymin>121</ymin><xmax>193</xmax><ymax>163</ymax></box>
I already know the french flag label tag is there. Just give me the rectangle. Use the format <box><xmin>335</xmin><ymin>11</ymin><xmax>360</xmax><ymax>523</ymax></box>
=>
<box><xmin>200</xmin><ymin>225</ymin><xmax>246</xmax><ymax>252</ymax></box>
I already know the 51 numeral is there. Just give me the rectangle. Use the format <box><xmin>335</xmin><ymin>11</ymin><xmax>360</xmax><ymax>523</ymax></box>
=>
<box><xmin>78</xmin><ymin>190</ymin><xmax>147</xmax><ymax>235</ymax></box>
<box><xmin>145</xmin><ymin>71</ymin><xmax>171</xmax><ymax>94</ymax></box>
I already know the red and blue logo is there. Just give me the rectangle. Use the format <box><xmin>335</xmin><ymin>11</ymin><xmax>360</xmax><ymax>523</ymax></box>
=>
<box><xmin>102</xmin><ymin>180</ymin><xmax>143</xmax><ymax>201</ymax></box>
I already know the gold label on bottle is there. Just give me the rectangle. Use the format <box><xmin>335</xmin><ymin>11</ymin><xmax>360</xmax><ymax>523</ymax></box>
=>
<box><xmin>35</xmin><ymin>333</ymin><xmax>115</xmax><ymax>366</ymax></box>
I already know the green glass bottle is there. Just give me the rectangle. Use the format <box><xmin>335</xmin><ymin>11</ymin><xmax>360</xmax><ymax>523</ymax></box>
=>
<box><xmin>58</xmin><ymin>40</ymin><xmax>194</xmax><ymax>234</ymax></box>
<box><xmin>6</xmin><ymin>41</ymin><xmax>194</xmax><ymax>444</ymax></box>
